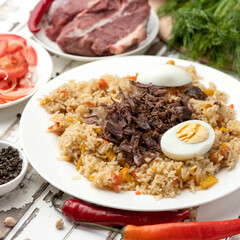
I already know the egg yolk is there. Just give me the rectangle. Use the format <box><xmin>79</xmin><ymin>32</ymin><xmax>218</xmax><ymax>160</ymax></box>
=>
<box><xmin>175</xmin><ymin>122</ymin><xmax>209</xmax><ymax>144</ymax></box>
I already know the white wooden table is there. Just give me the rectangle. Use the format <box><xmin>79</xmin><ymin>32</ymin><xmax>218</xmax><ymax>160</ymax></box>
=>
<box><xmin>1</xmin><ymin>1</ymin><xmax>240</xmax><ymax>239</ymax></box>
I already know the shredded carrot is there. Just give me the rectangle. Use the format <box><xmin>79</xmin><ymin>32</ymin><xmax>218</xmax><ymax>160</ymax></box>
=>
<box><xmin>98</xmin><ymin>78</ymin><xmax>108</xmax><ymax>89</ymax></box>
<box><xmin>85</xmin><ymin>101</ymin><xmax>95</xmax><ymax>107</ymax></box>
<box><xmin>47</xmin><ymin>122</ymin><xmax>62</xmax><ymax>135</ymax></box>
<box><xmin>111</xmin><ymin>171</ymin><xmax>123</xmax><ymax>185</ymax></box>
<box><xmin>111</xmin><ymin>171</ymin><xmax>123</xmax><ymax>193</ymax></box>
<box><xmin>172</xmin><ymin>179</ymin><xmax>178</xmax><ymax>185</ymax></box>
<box><xmin>102</xmin><ymin>139</ymin><xmax>109</xmax><ymax>143</ymax></box>
<box><xmin>112</xmin><ymin>184</ymin><xmax>119</xmax><ymax>193</ymax></box>
<box><xmin>166</xmin><ymin>60</ymin><xmax>175</xmax><ymax>65</ymax></box>
<box><xmin>113</xmin><ymin>172</ymin><xmax>123</xmax><ymax>185</ymax></box>
<box><xmin>60</xmin><ymin>89</ymin><xmax>69</xmax><ymax>98</ymax></box>
<box><xmin>213</xmin><ymin>128</ymin><xmax>219</xmax><ymax>132</ymax></box>
<box><xmin>118</xmin><ymin>172</ymin><xmax>123</xmax><ymax>184</ymax></box>
<box><xmin>130</xmin><ymin>171</ymin><xmax>137</xmax><ymax>178</ymax></box>
<box><xmin>48</xmin><ymin>124</ymin><xmax>54</xmax><ymax>130</ymax></box>
<box><xmin>48</xmin><ymin>123</ymin><xmax>60</xmax><ymax>134</ymax></box>
<box><xmin>126</xmin><ymin>73</ymin><xmax>139</xmax><ymax>81</ymax></box>
<box><xmin>111</xmin><ymin>171</ymin><xmax>117</xmax><ymax>180</ymax></box>
<box><xmin>228</xmin><ymin>104</ymin><xmax>234</xmax><ymax>109</ymax></box>
<box><xmin>135</xmin><ymin>191</ymin><xmax>141</xmax><ymax>195</ymax></box>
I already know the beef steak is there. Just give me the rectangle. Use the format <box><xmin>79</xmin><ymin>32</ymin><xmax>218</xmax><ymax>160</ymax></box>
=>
<box><xmin>45</xmin><ymin>0</ymin><xmax>150</xmax><ymax>56</ymax></box>
<box><xmin>45</xmin><ymin>0</ymin><xmax>112</xmax><ymax>41</ymax></box>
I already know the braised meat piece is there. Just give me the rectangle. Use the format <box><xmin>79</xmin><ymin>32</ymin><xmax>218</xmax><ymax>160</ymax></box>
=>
<box><xmin>214</xmin><ymin>101</ymin><xmax>222</xmax><ymax>107</ymax></box>
<box><xmin>101</xmin><ymin>81</ymin><xmax>193</xmax><ymax>166</ymax></box>
<box><xmin>185</xmin><ymin>86</ymin><xmax>207</xmax><ymax>100</ymax></box>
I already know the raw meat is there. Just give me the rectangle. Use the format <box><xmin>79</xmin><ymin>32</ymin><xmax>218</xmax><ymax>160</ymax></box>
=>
<box><xmin>45</xmin><ymin>0</ymin><xmax>150</xmax><ymax>56</ymax></box>
<box><xmin>45</xmin><ymin>0</ymin><xmax>113</xmax><ymax>41</ymax></box>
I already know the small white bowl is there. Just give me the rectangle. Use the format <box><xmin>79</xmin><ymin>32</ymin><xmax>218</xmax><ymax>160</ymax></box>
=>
<box><xmin>0</xmin><ymin>141</ymin><xmax>28</xmax><ymax>196</ymax></box>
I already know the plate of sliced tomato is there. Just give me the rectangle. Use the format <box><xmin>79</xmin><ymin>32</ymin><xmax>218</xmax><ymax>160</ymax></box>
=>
<box><xmin>0</xmin><ymin>33</ymin><xmax>53</xmax><ymax>108</ymax></box>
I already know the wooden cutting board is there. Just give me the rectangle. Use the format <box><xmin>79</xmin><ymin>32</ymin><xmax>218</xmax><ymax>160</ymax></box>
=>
<box><xmin>149</xmin><ymin>0</ymin><xmax>172</xmax><ymax>42</ymax></box>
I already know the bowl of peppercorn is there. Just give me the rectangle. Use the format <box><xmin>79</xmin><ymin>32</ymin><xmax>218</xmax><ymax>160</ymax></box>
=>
<box><xmin>0</xmin><ymin>141</ymin><xmax>28</xmax><ymax>196</ymax></box>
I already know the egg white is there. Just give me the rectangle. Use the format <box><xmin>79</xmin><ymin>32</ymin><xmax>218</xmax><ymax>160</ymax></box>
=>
<box><xmin>160</xmin><ymin>120</ymin><xmax>215</xmax><ymax>161</ymax></box>
<box><xmin>137</xmin><ymin>64</ymin><xmax>192</xmax><ymax>87</ymax></box>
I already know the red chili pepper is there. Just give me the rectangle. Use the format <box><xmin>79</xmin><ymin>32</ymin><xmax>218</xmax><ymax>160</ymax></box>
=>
<box><xmin>75</xmin><ymin>218</ymin><xmax>240</xmax><ymax>240</ymax></box>
<box><xmin>28</xmin><ymin>0</ymin><xmax>55</xmax><ymax>33</ymax></box>
<box><xmin>52</xmin><ymin>192</ymin><xmax>189</xmax><ymax>227</ymax></box>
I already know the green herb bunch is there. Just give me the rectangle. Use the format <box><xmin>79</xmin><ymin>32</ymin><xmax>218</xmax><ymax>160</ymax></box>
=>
<box><xmin>158</xmin><ymin>0</ymin><xmax>240</xmax><ymax>77</ymax></box>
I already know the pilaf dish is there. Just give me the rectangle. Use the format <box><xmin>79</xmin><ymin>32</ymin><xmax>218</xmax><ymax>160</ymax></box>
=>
<box><xmin>40</xmin><ymin>62</ymin><xmax>240</xmax><ymax>199</ymax></box>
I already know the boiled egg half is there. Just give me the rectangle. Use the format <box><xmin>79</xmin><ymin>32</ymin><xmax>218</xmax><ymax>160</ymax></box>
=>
<box><xmin>161</xmin><ymin>120</ymin><xmax>215</xmax><ymax>161</ymax></box>
<box><xmin>137</xmin><ymin>64</ymin><xmax>192</xmax><ymax>87</ymax></box>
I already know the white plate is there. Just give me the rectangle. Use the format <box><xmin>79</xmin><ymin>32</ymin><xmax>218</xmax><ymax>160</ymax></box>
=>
<box><xmin>0</xmin><ymin>0</ymin><xmax>6</xmax><ymax>6</ymax></box>
<box><xmin>33</xmin><ymin>10</ymin><xmax>159</xmax><ymax>62</ymax></box>
<box><xmin>0</xmin><ymin>34</ymin><xmax>53</xmax><ymax>109</ymax></box>
<box><xmin>20</xmin><ymin>56</ymin><xmax>240</xmax><ymax>211</ymax></box>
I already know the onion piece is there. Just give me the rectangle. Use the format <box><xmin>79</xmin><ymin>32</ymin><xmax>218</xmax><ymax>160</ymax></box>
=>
<box><xmin>0</xmin><ymin>70</ymin><xmax>8</xmax><ymax>80</ymax></box>
<box><xmin>2</xmin><ymin>78</ymin><xmax>18</xmax><ymax>92</ymax></box>
<box><xmin>19</xmin><ymin>77</ymin><xmax>34</xmax><ymax>88</ymax></box>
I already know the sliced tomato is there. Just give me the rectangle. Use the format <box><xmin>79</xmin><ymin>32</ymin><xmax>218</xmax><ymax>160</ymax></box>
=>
<box><xmin>0</xmin><ymin>34</ymin><xmax>37</xmax><ymax>104</ymax></box>
<box><xmin>0</xmin><ymin>34</ymin><xmax>26</xmax><ymax>54</ymax></box>
<box><xmin>24</xmin><ymin>46</ymin><xmax>38</xmax><ymax>66</ymax></box>
<box><xmin>0</xmin><ymin>87</ymin><xmax>34</xmax><ymax>101</ymax></box>
<box><xmin>0</xmin><ymin>79</ymin><xmax>9</xmax><ymax>89</ymax></box>
<box><xmin>0</xmin><ymin>34</ymin><xmax>27</xmax><ymax>46</ymax></box>
<box><xmin>0</xmin><ymin>40</ymin><xmax>7</xmax><ymax>57</ymax></box>
<box><xmin>0</xmin><ymin>50</ymin><xmax>29</xmax><ymax>79</ymax></box>
<box><xmin>7</xmin><ymin>40</ymin><xmax>25</xmax><ymax>54</ymax></box>
<box><xmin>0</xmin><ymin>93</ymin><xmax>24</xmax><ymax>101</ymax></box>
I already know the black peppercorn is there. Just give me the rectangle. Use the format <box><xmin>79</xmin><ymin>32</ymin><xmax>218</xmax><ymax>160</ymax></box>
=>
<box><xmin>16</xmin><ymin>113</ymin><xmax>21</xmax><ymax>118</ymax></box>
<box><xmin>0</xmin><ymin>146</ymin><xmax>22</xmax><ymax>185</ymax></box>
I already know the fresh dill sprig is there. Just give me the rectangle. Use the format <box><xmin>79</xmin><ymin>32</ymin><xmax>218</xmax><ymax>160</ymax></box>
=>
<box><xmin>158</xmin><ymin>0</ymin><xmax>240</xmax><ymax>78</ymax></box>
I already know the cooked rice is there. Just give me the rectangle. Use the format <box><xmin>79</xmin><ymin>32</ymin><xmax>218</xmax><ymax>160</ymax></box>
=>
<box><xmin>40</xmin><ymin>65</ymin><xmax>240</xmax><ymax>199</ymax></box>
